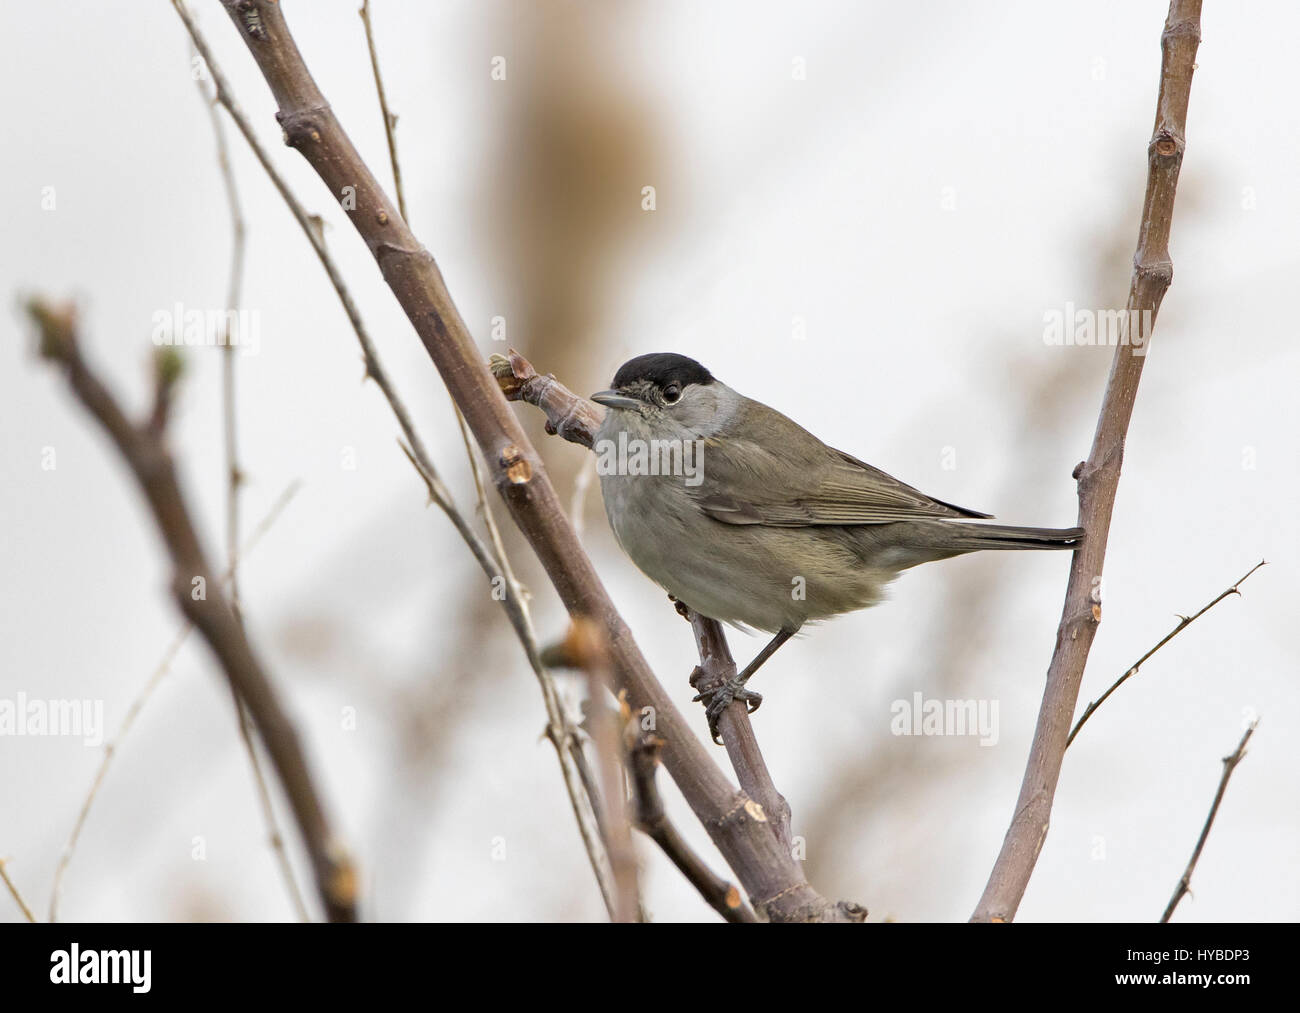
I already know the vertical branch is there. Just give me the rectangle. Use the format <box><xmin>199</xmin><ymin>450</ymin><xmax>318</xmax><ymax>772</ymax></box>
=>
<box><xmin>194</xmin><ymin>43</ymin><xmax>311</xmax><ymax>924</ymax></box>
<box><xmin>972</xmin><ymin>0</ymin><xmax>1203</xmax><ymax>922</ymax></box>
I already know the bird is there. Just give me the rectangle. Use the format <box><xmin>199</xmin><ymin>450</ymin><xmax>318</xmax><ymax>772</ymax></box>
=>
<box><xmin>590</xmin><ymin>352</ymin><xmax>1083</xmax><ymax>739</ymax></box>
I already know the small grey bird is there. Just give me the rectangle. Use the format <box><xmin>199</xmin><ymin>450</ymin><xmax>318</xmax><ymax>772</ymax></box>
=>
<box><xmin>591</xmin><ymin>352</ymin><xmax>1083</xmax><ymax>738</ymax></box>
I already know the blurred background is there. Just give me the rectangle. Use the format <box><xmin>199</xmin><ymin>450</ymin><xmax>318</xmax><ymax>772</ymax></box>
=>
<box><xmin>1</xmin><ymin>0</ymin><xmax>1295</xmax><ymax>922</ymax></box>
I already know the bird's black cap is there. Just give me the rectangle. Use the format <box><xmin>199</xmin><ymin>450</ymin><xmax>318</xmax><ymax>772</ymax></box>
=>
<box><xmin>612</xmin><ymin>353</ymin><xmax>714</xmax><ymax>390</ymax></box>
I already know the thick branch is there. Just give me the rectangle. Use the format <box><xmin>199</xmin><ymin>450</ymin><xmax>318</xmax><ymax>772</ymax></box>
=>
<box><xmin>28</xmin><ymin>300</ymin><xmax>356</xmax><ymax>923</ymax></box>
<box><xmin>216</xmin><ymin>0</ymin><xmax>852</xmax><ymax>921</ymax></box>
<box><xmin>972</xmin><ymin>0</ymin><xmax>1202</xmax><ymax>922</ymax></box>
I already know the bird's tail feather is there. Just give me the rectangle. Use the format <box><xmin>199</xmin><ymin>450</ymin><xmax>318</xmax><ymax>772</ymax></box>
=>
<box><xmin>939</xmin><ymin>522</ymin><xmax>1085</xmax><ymax>552</ymax></box>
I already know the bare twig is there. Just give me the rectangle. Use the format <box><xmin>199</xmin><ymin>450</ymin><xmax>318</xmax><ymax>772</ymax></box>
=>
<box><xmin>357</xmin><ymin>0</ymin><xmax>522</xmax><ymax>612</ymax></box>
<box><xmin>1068</xmin><ymin>561</ymin><xmax>1266</xmax><ymax>747</ymax></box>
<box><xmin>209</xmin><ymin>1</ymin><xmax>858</xmax><ymax>921</ymax></box>
<box><xmin>173</xmin><ymin>0</ymin><xmax>613</xmax><ymax>909</ymax></box>
<box><xmin>49</xmin><ymin>481</ymin><xmax>301</xmax><ymax>922</ymax></box>
<box><xmin>627</xmin><ymin>736</ymin><xmax>757</xmax><ymax>923</ymax></box>
<box><xmin>1161</xmin><ymin>722</ymin><xmax>1257</xmax><ymax>922</ymax></box>
<box><xmin>358</xmin><ymin>0</ymin><xmax>407</xmax><ymax>224</ymax></box>
<box><xmin>972</xmin><ymin>0</ymin><xmax>1203</xmax><ymax>923</ymax></box>
<box><xmin>29</xmin><ymin>299</ymin><xmax>355</xmax><ymax>922</ymax></box>
<box><xmin>0</xmin><ymin>859</ymin><xmax>37</xmax><ymax>923</ymax></box>
<box><xmin>192</xmin><ymin>42</ymin><xmax>311</xmax><ymax>924</ymax></box>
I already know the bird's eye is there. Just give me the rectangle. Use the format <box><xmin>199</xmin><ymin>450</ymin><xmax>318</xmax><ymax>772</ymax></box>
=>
<box><xmin>662</xmin><ymin>383</ymin><xmax>681</xmax><ymax>404</ymax></box>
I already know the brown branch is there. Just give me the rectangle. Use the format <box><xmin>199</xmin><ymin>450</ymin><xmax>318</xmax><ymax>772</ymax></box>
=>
<box><xmin>1161</xmin><ymin>722</ymin><xmax>1257</xmax><ymax>922</ymax></box>
<box><xmin>28</xmin><ymin>299</ymin><xmax>356</xmax><ymax>923</ymax></box>
<box><xmin>972</xmin><ymin>0</ymin><xmax>1203</xmax><ymax>922</ymax></box>
<box><xmin>1068</xmin><ymin>561</ymin><xmax>1266</xmax><ymax>748</ymax></box>
<box><xmin>628</xmin><ymin>736</ymin><xmax>758</xmax><ymax>923</ymax></box>
<box><xmin>209</xmin><ymin>0</ymin><xmax>858</xmax><ymax>921</ymax></box>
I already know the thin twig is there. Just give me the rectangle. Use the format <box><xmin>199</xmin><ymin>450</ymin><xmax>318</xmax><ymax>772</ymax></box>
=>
<box><xmin>358</xmin><ymin>0</ymin><xmax>407</xmax><ymax>224</ymax></box>
<box><xmin>0</xmin><ymin>859</ymin><xmax>37</xmax><ymax>923</ymax></box>
<box><xmin>174</xmin><ymin>0</ymin><xmax>614</xmax><ymax>910</ymax></box>
<box><xmin>1161</xmin><ymin>722</ymin><xmax>1258</xmax><ymax>922</ymax></box>
<box><xmin>1068</xmin><ymin>561</ymin><xmax>1266</xmax><ymax>747</ymax></box>
<box><xmin>193</xmin><ymin>39</ymin><xmax>311</xmax><ymax>924</ymax></box>
<box><xmin>973</xmin><ymin>0</ymin><xmax>1203</xmax><ymax>923</ymax></box>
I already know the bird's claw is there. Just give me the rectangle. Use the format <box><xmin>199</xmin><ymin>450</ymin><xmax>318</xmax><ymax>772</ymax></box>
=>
<box><xmin>692</xmin><ymin>677</ymin><xmax>763</xmax><ymax>744</ymax></box>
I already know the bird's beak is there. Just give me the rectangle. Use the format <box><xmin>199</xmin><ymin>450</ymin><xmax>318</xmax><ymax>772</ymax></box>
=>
<box><xmin>590</xmin><ymin>390</ymin><xmax>642</xmax><ymax>411</ymax></box>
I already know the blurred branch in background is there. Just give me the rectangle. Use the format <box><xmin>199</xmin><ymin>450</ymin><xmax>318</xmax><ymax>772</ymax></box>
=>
<box><xmin>973</xmin><ymin>0</ymin><xmax>1204</xmax><ymax>923</ymax></box>
<box><xmin>28</xmin><ymin>299</ymin><xmax>357</xmax><ymax>922</ymax></box>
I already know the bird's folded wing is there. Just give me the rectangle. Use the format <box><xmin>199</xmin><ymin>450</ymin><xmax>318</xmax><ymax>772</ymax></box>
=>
<box><xmin>691</xmin><ymin>434</ymin><xmax>991</xmax><ymax>527</ymax></box>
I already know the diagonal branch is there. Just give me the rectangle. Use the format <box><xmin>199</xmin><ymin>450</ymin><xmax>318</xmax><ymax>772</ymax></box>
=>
<box><xmin>206</xmin><ymin>0</ymin><xmax>858</xmax><ymax>921</ymax></box>
<box><xmin>1067</xmin><ymin>561</ymin><xmax>1266</xmax><ymax>747</ymax></box>
<box><xmin>1161</xmin><ymin>721</ymin><xmax>1257</xmax><ymax>922</ymax></box>
<box><xmin>972</xmin><ymin>0</ymin><xmax>1203</xmax><ymax>922</ymax></box>
<box><xmin>28</xmin><ymin>299</ymin><xmax>357</xmax><ymax>923</ymax></box>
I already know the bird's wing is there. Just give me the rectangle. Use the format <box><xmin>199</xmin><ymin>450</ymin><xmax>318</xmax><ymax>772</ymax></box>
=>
<box><xmin>689</xmin><ymin>403</ymin><xmax>991</xmax><ymax>527</ymax></box>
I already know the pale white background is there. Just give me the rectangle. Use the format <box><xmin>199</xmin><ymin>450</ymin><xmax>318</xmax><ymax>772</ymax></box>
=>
<box><xmin>1</xmin><ymin>1</ymin><xmax>1295</xmax><ymax>922</ymax></box>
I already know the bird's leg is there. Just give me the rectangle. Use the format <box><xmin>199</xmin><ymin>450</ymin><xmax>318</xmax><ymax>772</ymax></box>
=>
<box><xmin>692</xmin><ymin>625</ymin><xmax>798</xmax><ymax>741</ymax></box>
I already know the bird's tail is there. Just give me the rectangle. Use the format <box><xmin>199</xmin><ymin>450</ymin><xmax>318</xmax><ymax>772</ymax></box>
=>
<box><xmin>938</xmin><ymin>522</ymin><xmax>1085</xmax><ymax>552</ymax></box>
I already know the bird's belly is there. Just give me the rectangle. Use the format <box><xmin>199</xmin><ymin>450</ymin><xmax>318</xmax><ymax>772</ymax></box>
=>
<box><xmin>600</xmin><ymin>473</ymin><xmax>896</xmax><ymax>632</ymax></box>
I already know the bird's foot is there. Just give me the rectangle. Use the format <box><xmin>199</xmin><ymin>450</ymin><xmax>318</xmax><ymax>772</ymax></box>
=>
<box><xmin>690</xmin><ymin>668</ymin><xmax>762</xmax><ymax>744</ymax></box>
